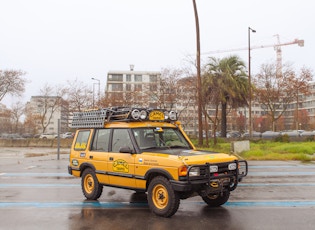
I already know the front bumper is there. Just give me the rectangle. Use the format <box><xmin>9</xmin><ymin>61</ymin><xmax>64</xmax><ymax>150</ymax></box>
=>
<box><xmin>171</xmin><ymin>160</ymin><xmax>248</xmax><ymax>193</ymax></box>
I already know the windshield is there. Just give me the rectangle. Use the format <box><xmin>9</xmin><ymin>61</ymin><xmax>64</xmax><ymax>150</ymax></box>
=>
<box><xmin>132</xmin><ymin>127</ymin><xmax>191</xmax><ymax>151</ymax></box>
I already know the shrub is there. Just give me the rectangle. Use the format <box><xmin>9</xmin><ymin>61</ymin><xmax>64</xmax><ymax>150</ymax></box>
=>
<box><xmin>275</xmin><ymin>134</ymin><xmax>290</xmax><ymax>143</ymax></box>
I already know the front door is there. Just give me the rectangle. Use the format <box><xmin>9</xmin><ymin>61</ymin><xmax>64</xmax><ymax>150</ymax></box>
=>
<box><xmin>107</xmin><ymin>129</ymin><xmax>136</xmax><ymax>188</ymax></box>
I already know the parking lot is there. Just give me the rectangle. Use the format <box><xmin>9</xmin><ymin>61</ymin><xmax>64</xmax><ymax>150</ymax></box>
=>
<box><xmin>1</xmin><ymin>147</ymin><xmax>315</xmax><ymax>230</ymax></box>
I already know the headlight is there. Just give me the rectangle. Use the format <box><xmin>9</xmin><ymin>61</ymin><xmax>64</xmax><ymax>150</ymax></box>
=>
<box><xmin>209</xmin><ymin>165</ymin><xmax>218</xmax><ymax>173</ymax></box>
<box><xmin>228</xmin><ymin>163</ymin><xmax>237</xmax><ymax>170</ymax></box>
<box><xmin>189</xmin><ymin>167</ymin><xmax>200</xmax><ymax>176</ymax></box>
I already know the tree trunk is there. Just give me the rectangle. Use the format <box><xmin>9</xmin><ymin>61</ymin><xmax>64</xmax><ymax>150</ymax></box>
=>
<box><xmin>221</xmin><ymin>102</ymin><xmax>227</xmax><ymax>137</ymax></box>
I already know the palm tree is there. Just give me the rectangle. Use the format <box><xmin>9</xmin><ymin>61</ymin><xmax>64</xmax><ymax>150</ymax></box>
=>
<box><xmin>204</xmin><ymin>55</ymin><xmax>248</xmax><ymax>137</ymax></box>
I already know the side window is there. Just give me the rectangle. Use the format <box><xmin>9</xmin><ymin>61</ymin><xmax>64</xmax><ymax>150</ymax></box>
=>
<box><xmin>111</xmin><ymin>129</ymin><xmax>133</xmax><ymax>152</ymax></box>
<box><xmin>74</xmin><ymin>130</ymin><xmax>91</xmax><ymax>150</ymax></box>
<box><xmin>92</xmin><ymin>129</ymin><xmax>110</xmax><ymax>151</ymax></box>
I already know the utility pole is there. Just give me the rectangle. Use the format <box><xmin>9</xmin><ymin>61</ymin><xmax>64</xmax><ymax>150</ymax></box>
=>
<box><xmin>192</xmin><ymin>0</ymin><xmax>203</xmax><ymax>146</ymax></box>
<box><xmin>248</xmin><ymin>27</ymin><xmax>256</xmax><ymax>138</ymax></box>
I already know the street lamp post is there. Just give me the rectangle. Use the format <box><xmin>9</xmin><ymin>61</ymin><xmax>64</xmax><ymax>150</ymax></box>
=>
<box><xmin>248</xmin><ymin>27</ymin><xmax>256</xmax><ymax>138</ymax></box>
<box><xmin>91</xmin><ymin>77</ymin><xmax>100</xmax><ymax>106</ymax></box>
<box><xmin>192</xmin><ymin>0</ymin><xmax>203</xmax><ymax>146</ymax></box>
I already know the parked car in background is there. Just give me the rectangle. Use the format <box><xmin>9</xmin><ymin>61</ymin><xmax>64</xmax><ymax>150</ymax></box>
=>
<box><xmin>261</xmin><ymin>131</ymin><xmax>281</xmax><ymax>139</ymax></box>
<box><xmin>242</xmin><ymin>131</ymin><xmax>262</xmax><ymax>138</ymax></box>
<box><xmin>300</xmin><ymin>130</ymin><xmax>315</xmax><ymax>137</ymax></box>
<box><xmin>61</xmin><ymin>132</ymin><xmax>74</xmax><ymax>139</ymax></box>
<box><xmin>227</xmin><ymin>131</ymin><xmax>241</xmax><ymax>138</ymax></box>
<box><xmin>39</xmin><ymin>133</ymin><xmax>58</xmax><ymax>139</ymax></box>
<box><xmin>280</xmin><ymin>130</ymin><xmax>301</xmax><ymax>137</ymax></box>
<box><xmin>0</xmin><ymin>133</ymin><xmax>25</xmax><ymax>139</ymax></box>
<box><xmin>21</xmin><ymin>133</ymin><xmax>33</xmax><ymax>138</ymax></box>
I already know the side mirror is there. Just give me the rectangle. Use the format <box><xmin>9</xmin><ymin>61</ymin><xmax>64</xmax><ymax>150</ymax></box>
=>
<box><xmin>119</xmin><ymin>146</ymin><xmax>133</xmax><ymax>154</ymax></box>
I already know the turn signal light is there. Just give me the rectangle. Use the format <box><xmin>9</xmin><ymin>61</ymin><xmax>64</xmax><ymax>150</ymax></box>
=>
<box><xmin>178</xmin><ymin>166</ymin><xmax>187</xmax><ymax>176</ymax></box>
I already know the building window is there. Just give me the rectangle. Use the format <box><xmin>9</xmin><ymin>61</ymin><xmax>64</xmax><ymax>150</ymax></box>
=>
<box><xmin>126</xmin><ymin>74</ymin><xmax>131</xmax><ymax>81</ymax></box>
<box><xmin>111</xmin><ymin>83</ymin><xmax>123</xmax><ymax>91</ymax></box>
<box><xmin>109</xmin><ymin>74</ymin><xmax>123</xmax><ymax>81</ymax></box>
<box><xmin>126</xmin><ymin>84</ymin><xmax>131</xmax><ymax>91</ymax></box>
<box><xmin>135</xmin><ymin>84</ymin><xmax>142</xmax><ymax>91</ymax></box>
<box><xmin>135</xmin><ymin>75</ymin><xmax>142</xmax><ymax>82</ymax></box>
<box><xmin>150</xmin><ymin>75</ymin><xmax>157</xmax><ymax>82</ymax></box>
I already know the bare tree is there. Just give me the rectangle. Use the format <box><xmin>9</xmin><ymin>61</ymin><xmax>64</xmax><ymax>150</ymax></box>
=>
<box><xmin>10</xmin><ymin>101</ymin><xmax>25</xmax><ymax>133</ymax></box>
<box><xmin>25</xmin><ymin>84</ymin><xmax>67</xmax><ymax>134</ymax></box>
<box><xmin>254</xmin><ymin>63</ymin><xmax>313</xmax><ymax>131</ymax></box>
<box><xmin>0</xmin><ymin>70</ymin><xmax>26</xmax><ymax>102</ymax></box>
<box><xmin>65</xmin><ymin>79</ymin><xmax>93</xmax><ymax>112</ymax></box>
<box><xmin>148</xmin><ymin>67</ymin><xmax>196</xmax><ymax>112</ymax></box>
<box><xmin>202</xmin><ymin>75</ymin><xmax>222</xmax><ymax>145</ymax></box>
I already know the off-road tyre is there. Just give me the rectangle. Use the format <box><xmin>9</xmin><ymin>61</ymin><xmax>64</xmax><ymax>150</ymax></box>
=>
<box><xmin>147</xmin><ymin>176</ymin><xmax>180</xmax><ymax>217</ymax></box>
<box><xmin>81</xmin><ymin>168</ymin><xmax>103</xmax><ymax>200</ymax></box>
<box><xmin>201</xmin><ymin>190</ymin><xmax>230</xmax><ymax>207</ymax></box>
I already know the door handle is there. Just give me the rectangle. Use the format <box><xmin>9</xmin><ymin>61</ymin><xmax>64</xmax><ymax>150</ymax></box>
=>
<box><xmin>109</xmin><ymin>157</ymin><xmax>114</xmax><ymax>161</ymax></box>
<box><xmin>89</xmin><ymin>155</ymin><xmax>93</xmax><ymax>159</ymax></box>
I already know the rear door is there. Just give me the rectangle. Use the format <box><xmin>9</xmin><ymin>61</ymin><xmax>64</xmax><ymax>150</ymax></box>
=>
<box><xmin>88</xmin><ymin>129</ymin><xmax>110</xmax><ymax>184</ymax></box>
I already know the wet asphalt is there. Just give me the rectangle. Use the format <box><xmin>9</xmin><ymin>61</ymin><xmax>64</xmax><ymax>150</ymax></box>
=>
<box><xmin>1</xmin><ymin>147</ymin><xmax>315</xmax><ymax>230</ymax></box>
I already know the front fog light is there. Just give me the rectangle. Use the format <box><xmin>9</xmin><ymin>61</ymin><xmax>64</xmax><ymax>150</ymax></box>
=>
<box><xmin>189</xmin><ymin>167</ymin><xmax>200</xmax><ymax>176</ymax></box>
<box><xmin>209</xmin><ymin>165</ymin><xmax>218</xmax><ymax>173</ymax></box>
<box><xmin>169</xmin><ymin>111</ymin><xmax>177</xmax><ymax>120</ymax></box>
<box><xmin>164</xmin><ymin>111</ymin><xmax>169</xmax><ymax>120</ymax></box>
<box><xmin>228</xmin><ymin>163</ymin><xmax>237</xmax><ymax>170</ymax></box>
<box><xmin>140</xmin><ymin>110</ymin><xmax>147</xmax><ymax>120</ymax></box>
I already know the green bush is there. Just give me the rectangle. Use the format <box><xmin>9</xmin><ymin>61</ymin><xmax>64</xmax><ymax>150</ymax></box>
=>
<box><xmin>275</xmin><ymin>134</ymin><xmax>290</xmax><ymax>143</ymax></box>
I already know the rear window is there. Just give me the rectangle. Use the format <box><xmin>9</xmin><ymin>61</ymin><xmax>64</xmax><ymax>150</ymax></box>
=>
<box><xmin>74</xmin><ymin>130</ymin><xmax>91</xmax><ymax>150</ymax></box>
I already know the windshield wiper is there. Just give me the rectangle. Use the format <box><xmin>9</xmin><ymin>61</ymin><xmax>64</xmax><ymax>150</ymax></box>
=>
<box><xmin>141</xmin><ymin>146</ymin><xmax>162</xmax><ymax>151</ymax></box>
<box><xmin>168</xmin><ymin>145</ymin><xmax>189</xmax><ymax>149</ymax></box>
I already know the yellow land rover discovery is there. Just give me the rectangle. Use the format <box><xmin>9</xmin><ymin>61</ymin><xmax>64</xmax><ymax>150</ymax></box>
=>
<box><xmin>68</xmin><ymin>107</ymin><xmax>248</xmax><ymax>217</ymax></box>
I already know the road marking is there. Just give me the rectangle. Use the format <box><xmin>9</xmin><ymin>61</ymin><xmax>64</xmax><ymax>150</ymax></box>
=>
<box><xmin>225</xmin><ymin>201</ymin><xmax>315</xmax><ymax>207</ymax></box>
<box><xmin>249</xmin><ymin>165</ymin><xmax>315</xmax><ymax>169</ymax></box>
<box><xmin>239</xmin><ymin>183</ymin><xmax>315</xmax><ymax>187</ymax></box>
<box><xmin>1</xmin><ymin>170</ymin><xmax>315</xmax><ymax>177</ymax></box>
<box><xmin>0</xmin><ymin>201</ymin><xmax>148</xmax><ymax>209</ymax></box>
<box><xmin>0</xmin><ymin>173</ymin><xmax>71</xmax><ymax>177</ymax></box>
<box><xmin>1</xmin><ymin>182</ymin><xmax>315</xmax><ymax>188</ymax></box>
<box><xmin>249</xmin><ymin>171</ymin><xmax>315</xmax><ymax>176</ymax></box>
<box><xmin>0</xmin><ymin>200</ymin><xmax>315</xmax><ymax>208</ymax></box>
<box><xmin>0</xmin><ymin>184</ymin><xmax>79</xmax><ymax>188</ymax></box>
<box><xmin>26</xmin><ymin>166</ymin><xmax>37</xmax><ymax>169</ymax></box>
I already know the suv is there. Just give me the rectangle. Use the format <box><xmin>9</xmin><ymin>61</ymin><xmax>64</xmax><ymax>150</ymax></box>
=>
<box><xmin>68</xmin><ymin>107</ymin><xmax>248</xmax><ymax>217</ymax></box>
<box><xmin>39</xmin><ymin>133</ymin><xmax>58</xmax><ymax>139</ymax></box>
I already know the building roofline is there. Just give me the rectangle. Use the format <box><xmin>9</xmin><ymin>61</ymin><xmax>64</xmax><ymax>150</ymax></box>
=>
<box><xmin>107</xmin><ymin>70</ymin><xmax>160</xmax><ymax>75</ymax></box>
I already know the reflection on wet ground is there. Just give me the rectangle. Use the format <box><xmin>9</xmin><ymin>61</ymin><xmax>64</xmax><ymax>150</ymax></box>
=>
<box><xmin>68</xmin><ymin>204</ymin><xmax>233</xmax><ymax>230</ymax></box>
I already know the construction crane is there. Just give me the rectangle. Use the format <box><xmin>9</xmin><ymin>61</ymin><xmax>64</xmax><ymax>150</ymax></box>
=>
<box><xmin>202</xmin><ymin>36</ymin><xmax>304</xmax><ymax>76</ymax></box>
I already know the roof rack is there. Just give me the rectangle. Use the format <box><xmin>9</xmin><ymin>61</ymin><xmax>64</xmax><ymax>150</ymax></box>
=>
<box><xmin>70</xmin><ymin>107</ymin><xmax>177</xmax><ymax>129</ymax></box>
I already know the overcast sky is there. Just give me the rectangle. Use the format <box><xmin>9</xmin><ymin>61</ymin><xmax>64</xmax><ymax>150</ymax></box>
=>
<box><xmin>1</xmin><ymin>0</ymin><xmax>314</xmax><ymax>107</ymax></box>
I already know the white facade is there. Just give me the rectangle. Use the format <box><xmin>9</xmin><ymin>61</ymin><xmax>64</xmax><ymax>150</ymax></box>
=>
<box><xmin>106</xmin><ymin>67</ymin><xmax>161</xmax><ymax>108</ymax></box>
<box><xmin>26</xmin><ymin>96</ymin><xmax>68</xmax><ymax>134</ymax></box>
